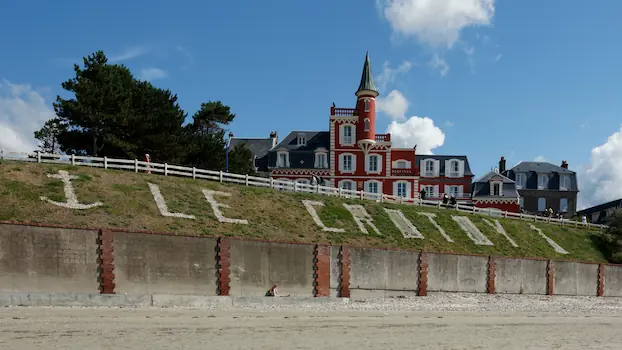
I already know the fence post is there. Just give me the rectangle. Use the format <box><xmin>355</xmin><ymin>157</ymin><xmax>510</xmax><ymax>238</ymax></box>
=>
<box><xmin>503</xmin><ymin>211</ymin><xmax>508</xmax><ymax>218</ymax></box>
<box><xmin>472</xmin><ymin>206</ymin><xmax>476</xmax><ymax>214</ymax></box>
<box><xmin>338</xmin><ymin>188</ymin><xmax>342</xmax><ymax>197</ymax></box>
<box><xmin>269</xmin><ymin>177</ymin><xmax>274</xmax><ymax>188</ymax></box>
<box><xmin>192</xmin><ymin>167</ymin><xmax>196</xmax><ymax>179</ymax></box>
<box><xmin>245</xmin><ymin>174</ymin><xmax>249</xmax><ymax>186</ymax></box>
<box><xmin>134</xmin><ymin>159</ymin><xmax>138</xmax><ymax>172</ymax></box>
<box><xmin>294</xmin><ymin>181</ymin><xmax>298</xmax><ymax>192</ymax></box>
<box><xmin>71</xmin><ymin>154</ymin><xmax>76</xmax><ymax>166</ymax></box>
<box><xmin>164</xmin><ymin>163</ymin><xmax>168</xmax><ymax>176</ymax></box>
<box><xmin>360</xmin><ymin>190</ymin><xmax>364</xmax><ymax>200</ymax></box>
<box><xmin>36</xmin><ymin>151</ymin><xmax>41</xmax><ymax>163</ymax></box>
<box><xmin>219</xmin><ymin>171</ymin><xmax>223</xmax><ymax>183</ymax></box>
<box><xmin>103</xmin><ymin>156</ymin><xmax>107</xmax><ymax>169</ymax></box>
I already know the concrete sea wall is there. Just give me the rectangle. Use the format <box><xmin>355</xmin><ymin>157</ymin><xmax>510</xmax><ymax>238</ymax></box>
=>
<box><xmin>0</xmin><ymin>222</ymin><xmax>616</xmax><ymax>299</ymax></box>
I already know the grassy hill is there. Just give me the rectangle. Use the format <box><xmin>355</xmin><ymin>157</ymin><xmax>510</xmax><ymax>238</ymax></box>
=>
<box><xmin>0</xmin><ymin>161</ymin><xmax>606</xmax><ymax>262</ymax></box>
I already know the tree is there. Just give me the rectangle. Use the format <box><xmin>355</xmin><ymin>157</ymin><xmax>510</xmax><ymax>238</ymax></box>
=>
<box><xmin>181</xmin><ymin>101</ymin><xmax>236</xmax><ymax>170</ymax></box>
<box><xmin>227</xmin><ymin>143</ymin><xmax>256</xmax><ymax>175</ymax></box>
<box><xmin>34</xmin><ymin>118</ymin><xmax>66</xmax><ymax>154</ymax></box>
<box><xmin>598</xmin><ymin>209</ymin><xmax>622</xmax><ymax>263</ymax></box>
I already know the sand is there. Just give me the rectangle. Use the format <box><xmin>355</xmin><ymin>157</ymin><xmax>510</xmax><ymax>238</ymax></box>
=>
<box><xmin>1</xmin><ymin>306</ymin><xmax>622</xmax><ymax>349</ymax></box>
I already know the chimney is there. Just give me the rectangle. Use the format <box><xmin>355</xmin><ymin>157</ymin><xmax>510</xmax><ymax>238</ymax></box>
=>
<box><xmin>269</xmin><ymin>131</ymin><xmax>278</xmax><ymax>148</ymax></box>
<box><xmin>499</xmin><ymin>156</ymin><xmax>506</xmax><ymax>173</ymax></box>
<box><xmin>561</xmin><ymin>160</ymin><xmax>568</xmax><ymax>169</ymax></box>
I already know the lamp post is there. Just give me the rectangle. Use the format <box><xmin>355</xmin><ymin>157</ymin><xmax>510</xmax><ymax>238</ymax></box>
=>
<box><xmin>225</xmin><ymin>131</ymin><xmax>233</xmax><ymax>173</ymax></box>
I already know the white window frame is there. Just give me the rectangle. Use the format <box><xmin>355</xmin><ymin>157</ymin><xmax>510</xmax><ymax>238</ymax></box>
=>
<box><xmin>394</xmin><ymin>160</ymin><xmax>409</xmax><ymax>169</ymax></box>
<box><xmin>339</xmin><ymin>180</ymin><xmax>355</xmax><ymax>192</ymax></box>
<box><xmin>423</xmin><ymin>185</ymin><xmax>435</xmax><ymax>197</ymax></box>
<box><xmin>424</xmin><ymin>160</ymin><xmax>435</xmax><ymax>177</ymax></box>
<box><xmin>537</xmin><ymin>174</ymin><xmax>549</xmax><ymax>190</ymax></box>
<box><xmin>449</xmin><ymin>160</ymin><xmax>460</xmax><ymax>177</ymax></box>
<box><xmin>366</xmin><ymin>180</ymin><xmax>381</xmax><ymax>194</ymax></box>
<box><xmin>339</xmin><ymin>153</ymin><xmax>356</xmax><ymax>173</ymax></box>
<box><xmin>559</xmin><ymin>175</ymin><xmax>570</xmax><ymax>191</ymax></box>
<box><xmin>515</xmin><ymin>173</ymin><xmax>526</xmax><ymax>189</ymax></box>
<box><xmin>537</xmin><ymin>197</ymin><xmax>546</xmax><ymax>212</ymax></box>
<box><xmin>492</xmin><ymin>183</ymin><xmax>501</xmax><ymax>196</ymax></box>
<box><xmin>366</xmin><ymin>154</ymin><xmax>382</xmax><ymax>173</ymax></box>
<box><xmin>364</xmin><ymin>118</ymin><xmax>370</xmax><ymax>132</ymax></box>
<box><xmin>560</xmin><ymin>197</ymin><xmax>568</xmax><ymax>212</ymax></box>
<box><xmin>314</xmin><ymin>151</ymin><xmax>328</xmax><ymax>169</ymax></box>
<box><xmin>277</xmin><ymin>151</ymin><xmax>290</xmax><ymax>168</ymax></box>
<box><xmin>364</xmin><ymin>98</ymin><xmax>370</xmax><ymax>112</ymax></box>
<box><xmin>297</xmin><ymin>133</ymin><xmax>306</xmax><ymax>146</ymax></box>
<box><xmin>340</xmin><ymin>124</ymin><xmax>355</xmax><ymax>146</ymax></box>
<box><xmin>395</xmin><ymin>181</ymin><xmax>410</xmax><ymax>198</ymax></box>
<box><xmin>448</xmin><ymin>185</ymin><xmax>460</xmax><ymax>197</ymax></box>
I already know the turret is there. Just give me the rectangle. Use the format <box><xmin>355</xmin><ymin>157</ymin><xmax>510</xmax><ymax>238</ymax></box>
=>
<box><xmin>355</xmin><ymin>52</ymin><xmax>379</xmax><ymax>152</ymax></box>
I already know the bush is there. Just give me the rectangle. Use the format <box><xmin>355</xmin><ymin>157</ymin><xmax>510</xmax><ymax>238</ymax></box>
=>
<box><xmin>597</xmin><ymin>209</ymin><xmax>622</xmax><ymax>263</ymax></box>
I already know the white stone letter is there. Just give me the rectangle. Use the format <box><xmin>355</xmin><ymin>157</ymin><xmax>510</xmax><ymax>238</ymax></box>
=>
<box><xmin>417</xmin><ymin>212</ymin><xmax>454</xmax><ymax>242</ymax></box>
<box><xmin>302</xmin><ymin>200</ymin><xmax>345</xmax><ymax>233</ymax></box>
<box><xmin>343</xmin><ymin>204</ymin><xmax>381</xmax><ymax>235</ymax></box>
<box><xmin>384</xmin><ymin>208</ymin><xmax>424</xmax><ymax>239</ymax></box>
<box><xmin>529</xmin><ymin>224</ymin><xmax>568</xmax><ymax>254</ymax></box>
<box><xmin>40</xmin><ymin>170</ymin><xmax>103</xmax><ymax>210</ymax></box>
<box><xmin>148</xmin><ymin>183</ymin><xmax>195</xmax><ymax>219</ymax></box>
<box><xmin>451</xmin><ymin>216</ymin><xmax>494</xmax><ymax>246</ymax></box>
<box><xmin>482</xmin><ymin>218</ymin><xmax>518</xmax><ymax>247</ymax></box>
<box><xmin>202</xmin><ymin>189</ymin><xmax>248</xmax><ymax>224</ymax></box>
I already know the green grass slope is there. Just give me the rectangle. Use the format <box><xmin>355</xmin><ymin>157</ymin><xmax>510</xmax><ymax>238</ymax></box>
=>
<box><xmin>0</xmin><ymin>162</ymin><xmax>606</xmax><ymax>262</ymax></box>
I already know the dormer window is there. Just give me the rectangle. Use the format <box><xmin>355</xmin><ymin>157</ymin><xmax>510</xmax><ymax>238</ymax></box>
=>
<box><xmin>364</xmin><ymin>99</ymin><xmax>370</xmax><ymax>112</ymax></box>
<box><xmin>297</xmin><ymin>133</ymin><xmax>306</xmax><ymax>146</ymax></box>
<box><xmin>493</xmin><ymin>183</ymin><xmax>501</xmax><ymax>196</ymax></box>
<box><xmin>537</xmin><ymin>174</ymin><xmax>549</xmax><ymax>190</ymax></box>
<box><xmin>277</xmin><ymin>151</ymin><xmax>290</xmax><ymax>168</ymax></box>
<box><xmin>314</xmin><ymin>148</ymin><xmax>328</xmax><ymax>169</ymax></box>
<box><xmin>364</xmin><ymin>118</ymin><xmax>370</xmax><ymax>132</ymax></box>
<box><xmin>559</xmin><ymin>175</ymin><xmax>570</xmax><ymax>190</ymax></box>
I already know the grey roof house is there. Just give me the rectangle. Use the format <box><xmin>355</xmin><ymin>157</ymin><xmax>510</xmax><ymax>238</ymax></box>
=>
<box><xmin>229</xmin><ymin>131</ymin><xmax>278</xmax><ymax>175</ymax></box>
<box><xmin>267</xmin><ymin>131</ymin><xmax>330</xmax><ymax>169</ymax></box>
<box><xmin>471</xmin><ymin>170</ymin><xmax>520</xmax><ymax>199</ymax></box>
<box><xmin>577</xmin><ymin>198</ymin><xmax>622</xmax><ymax>224</ymax></box>
<box><xmin>499</xmin><ymin>156</ymin><xmax>579</xmax><ymax>216</ymax></box>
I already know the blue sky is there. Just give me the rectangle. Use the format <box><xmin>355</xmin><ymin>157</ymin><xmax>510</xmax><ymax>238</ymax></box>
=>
<box><xmin>2</xmin><ymin>0</ymin><xmax>622</xmax><ymax>208</ymax></box>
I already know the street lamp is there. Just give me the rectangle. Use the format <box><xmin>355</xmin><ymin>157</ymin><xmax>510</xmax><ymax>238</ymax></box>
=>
<box><xmin>225</xmin><ymin>131</ymin><xmax>233</xmax><ymax>173</ymax></box>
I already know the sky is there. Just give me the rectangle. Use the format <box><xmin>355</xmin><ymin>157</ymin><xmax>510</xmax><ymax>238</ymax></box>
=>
<box><xmin>1</xmin><ymin>0</ymin><xmax>622</xmax><ymax>210</ymax></box>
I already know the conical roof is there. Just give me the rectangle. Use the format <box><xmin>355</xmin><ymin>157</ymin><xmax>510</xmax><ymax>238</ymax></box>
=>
<box><xmin>356</xmin><ymin>51</ymin><xmax>378</xmax><ymax>94</ymax></box>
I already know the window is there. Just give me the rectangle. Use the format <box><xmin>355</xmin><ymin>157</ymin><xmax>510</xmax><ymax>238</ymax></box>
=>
<box><xmin>449</xmin><ymin>160</ymin><xmax>460</xmax><ymax>177</ymax></box>
<box><xmin>367</xmin><ymin>154</ymin><xmax>380</xmax><ymax>172</ymax></box>
<box><xmin>560</xmin><ymin>198</ymin><xmax>568</xmax><ymax>212</ymax></box>
<box><xmin>342</xmin><ymin>125</ymin><xmax>354</xmax><ymax>145</ymax></box>
<box><xmin>277</xmin><ymin>152</ymin><xmax>289</xmax><ymax>167</ymax></box>
<box><xmin>297</xmin><ymin>133</ymin><xmax>306</xmax><ymax>146</ymax></box>
<box><xmin>448</xmin><ymin>185</ymin><xmax>460</xmax><ymax>197</ymax></box>
<box><xmin>397</xmin><ymin>182</ymin><xmax>408</xmax><ymax>198</ymax></box>
<box><xmin>538</xmin><ymin>197</ymin><xmax>546</xmax><ymax>212</ymax></box>
<box><xmin>519</xmin><ymin>197</ymin><xmax>524</xmax><ymax>208</ymax></box>
<box><xmin>341</xmin><ymin>154</ymin><xmax>353</xmax><ymax>172</ymax></box>
<box><xmin>396</xmin><ymin>160</ymin><xmax>408</xmax><ymax>169</ymax></box>
<box><xmin>515</xmin><ymin>173</ymin><xmax>526</xmax><ymax>189</ymax></box>
<box><xmin>424</xmin><ymin>160</ymin><xmax>435</xmax><ymax>177</ymax></box>
<box><xmin>340</xmin><ymin>180</ymin><xmax>354</xmax><ymax>191</ymax></box>
<box><xmin>367</xmin><ymin>181</ymin><xmax>379</xmax><ymax>193</ymax></box>
<box><xmin>364</xmin><ymin>99</ymin><xmax>370</xmax><ymax>112</ymax></box>
<box><xmin>423</xmin><ymin>185</ymin><xmax>435</xmax><ymax>197</ymax></box>
<box><xmin>364</xmin><ymin>118</ymin><xmax>370</xmax><ymax>132</ymax></box>
<box><xmin>314</xmin><ymin>152</ymin><xmax>328</xmax><ymax>168</ymax></box>
<box><xmin>493</xmin><ymin>183</ymin><xmax>501</xmax><ymax>196</ymax></box>
<box><xmin>537</xmin><ymin>174</ymin><xmax>549</xmax><ymax>189</ymax></box>
<box><xmin>559</xmin><ymin>175</ymin><xmax>570</xmax><ymax>190</ymax></box>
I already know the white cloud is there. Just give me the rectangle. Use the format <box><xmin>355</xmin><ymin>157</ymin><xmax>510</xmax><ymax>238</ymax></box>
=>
<box><xmin>534</xmin><ymin>155</ymin><xmax>547</xmax><ymax>162</ymax></box>
<box><xmin>109</xmin><ymin>46</ymin><xmax>149</xmax><ymax>62</ymax></box>
<box><xmin>444</xmin><ymin>121</ymin><xmax>454</xmax><ymax>127</ymax></box>
<box><xmin>377</xmin><ymin>0</ymin><xmax>496</xmax><ymax>48</ymax></box>
<box><xmin>577</xmin><ymin>126</ymin><xmax>622</xmax><ymax>209</ymax></box>
<box><xmin>494</xmin><ymin>53</ymin><xmax>503</xmax><ymax>62</ymax></box>
<box><xmin>375</xmin><ymin>61</ymin><xmax>413</xmax><ymax>91</ymax></box>
<box><xmin>138</xmin><ymin>68</ymin><xmax>168</xmax><ymax>81</ymax></box>
<box><xmin>429</xmin><ymin>54</ymin><xmax>450</xmax><ymax>77</ymax></box>
<box><xmin>387</xmin><ymin>116</ymin><xmax>445</xmax><ymax>154</ymax></box>
<box><xmin>0</xmin><ymin>80</ymin><xmax>54</xmax><ymax>153</ymax></box>
<box><xmin>377</xmin><ymin>90</ymin><xmax>410</xmax><ymax>120</ymax></box>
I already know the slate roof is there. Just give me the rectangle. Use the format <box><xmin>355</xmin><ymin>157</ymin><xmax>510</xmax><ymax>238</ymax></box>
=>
<box><xmin>415</xmin><ymin>155</ymin><xmax>474</xmax><ymax>176</ymax></box>
<box><xmin>509</xmin><ymin>161</ymin><xmax>575</xmax><ymax>175</ymax></box>
<box><xmin>268</xmin><ymin>131</ymin><xmax>330</xmax><ymax>169</ymax></box>
<box><xmin>229</xmin><ymin>137</ymin><xmax>274</xmax><ymax>160</ymax></box>
<box><xmin>357</xmin><ymin>52</ymin><xmax>377</xmax><ymax>93</ymax></box>
<box><xmin>577</xmin><ymin>198</ymin><xmax>622</xmax><ymax>215</ymax></box>
<box><xmin>471</xmin><ymin>170</ymin><xmax>520</xmax><ymax>198</ymax></box>
<box><xmin>503</xmin><ymin>161</ymin><xmax>579</xmax><ymax>191</ymax></box>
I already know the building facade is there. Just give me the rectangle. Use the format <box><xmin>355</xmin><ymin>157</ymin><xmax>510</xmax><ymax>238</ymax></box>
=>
<box><xmin>577</xmin><ymin>199</ymin><xmax>622</xmax><ymax>224</ymax></box>
<box><xmin>471</xmin><ymin>166</ymin><xmax>521</xmax><ymax>213</ymax></box>
<box><xmin>500</xmin><ymin>157</ymin><xmax>579</xmax><ymax>216</ymax></box>
<box><xmin>229</xmin><ymin>132</ymin><xmax>278</xmax><ymax>176</ymax></box>
<box><xmin>264</xmin><ymin>53</ymin><xmax>473</xmax><ymax>200</ymax></box>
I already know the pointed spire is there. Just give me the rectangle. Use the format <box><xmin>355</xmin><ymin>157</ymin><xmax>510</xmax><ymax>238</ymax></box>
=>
<box><xmin>356</xmin><ymin>51</ymin><xmax>378</xmax><ymax>95</ymax></box>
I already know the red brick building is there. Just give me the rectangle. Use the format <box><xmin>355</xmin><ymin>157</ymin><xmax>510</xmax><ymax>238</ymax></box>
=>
<box><xmin>262</xmin><ymin>53</ymin><xmax>473</xmax><ymax>201</ymax></box>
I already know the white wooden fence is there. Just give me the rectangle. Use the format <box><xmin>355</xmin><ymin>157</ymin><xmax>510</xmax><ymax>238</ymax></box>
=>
<box><xmin>0</xmin><ymin>150</ymin><xmax>606</xmax><ymax>230</ymax></box>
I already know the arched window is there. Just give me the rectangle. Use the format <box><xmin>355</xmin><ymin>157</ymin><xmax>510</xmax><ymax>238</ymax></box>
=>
<box><xmin>364</xmin><ymin>118</ymin><xmax>370</xmax><ymax>132</ymax></box>
<box><xmin>364</xmin><ymin>99</ymin><xmax>370</xmax><ymax>112</ymax></box>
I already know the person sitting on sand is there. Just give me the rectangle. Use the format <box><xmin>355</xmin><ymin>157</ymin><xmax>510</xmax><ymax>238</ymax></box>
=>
<box><xmin>265</xmin><ymin>284</ymin><xmax>290</xmax><ymax>297</ymax></box>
